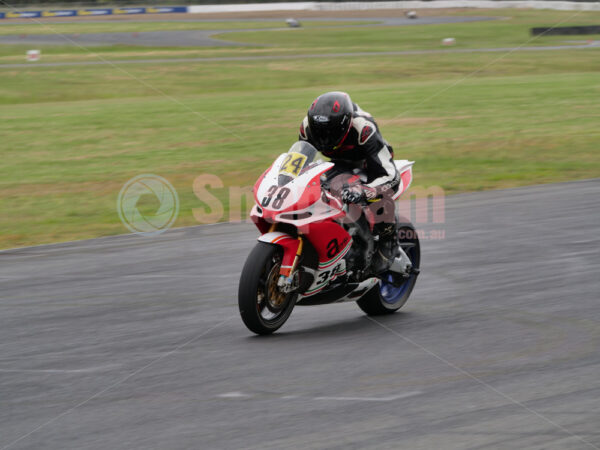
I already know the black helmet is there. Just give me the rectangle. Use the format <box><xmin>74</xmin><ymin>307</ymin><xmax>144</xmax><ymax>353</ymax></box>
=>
<box><xmin>306</xmin><ymin>91</ymin><xmax>353</xmax><ymax>154</ymax></box>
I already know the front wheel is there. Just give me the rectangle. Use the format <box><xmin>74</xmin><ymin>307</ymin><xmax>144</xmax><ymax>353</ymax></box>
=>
<box><xmin>238</xmin><ymin>242</ymin><xmax>296</xmax><ymax>335</ymax></box>
<box><xmin>357</xmin><ymin>222</ymin><xmax>420</xmax><ymax>316</ymax></box>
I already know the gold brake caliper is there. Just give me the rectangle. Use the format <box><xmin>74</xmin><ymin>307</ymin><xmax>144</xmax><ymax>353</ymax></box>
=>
<box><xmin>267</xmin><ymin>262</ymin><xmax>287</xmax><ymax>308</ymax></box>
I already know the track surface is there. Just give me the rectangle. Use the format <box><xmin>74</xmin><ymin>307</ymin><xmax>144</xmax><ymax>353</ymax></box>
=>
<box><xmin>1</xmin><ymin>179</ymin><xmax>599</xmax><ymax>449</ymax></box>
<box><xmin>0</xmin><ymin>16</ymin><xmax>493</xmax><ymax>47</ymax></box>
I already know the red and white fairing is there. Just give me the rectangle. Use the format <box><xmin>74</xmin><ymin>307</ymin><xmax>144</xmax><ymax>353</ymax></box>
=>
<box><xmin>251</xmin><ymin>154</ymin><xmax>344</xmax><ymax>227</ymax></box>
<box><xmin>250</xmin><ymin>151</ymin><xmax>414</xmax><ymax>297</ymax></box>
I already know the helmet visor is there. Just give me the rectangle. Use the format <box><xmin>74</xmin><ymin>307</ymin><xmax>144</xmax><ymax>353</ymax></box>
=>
<box><xmin>309</xmin><ymin>120</ymin><xmax>347</xmax><ymax>151</ymax></box>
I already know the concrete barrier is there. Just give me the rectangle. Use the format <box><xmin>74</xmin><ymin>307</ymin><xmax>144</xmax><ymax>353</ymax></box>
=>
<box><xmin>317</xmin><ymin>1</ymin><xmax>600</xmax><ymax>12</ymax></box>
<box><xmin>187</xmin><ymin>1</ymin><xmax>600</xmax><ymax>14</ymax></box>
<box><xmin>188</xmin><ymin>3</ymin><xmax>314</xmax><ymax>13</ymax></box>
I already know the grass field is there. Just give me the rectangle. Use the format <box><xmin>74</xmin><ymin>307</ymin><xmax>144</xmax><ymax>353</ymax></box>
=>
<box><xmin>1</xmin><ymin>9</ymin><xmax>599</xmax><ymax>249</ymax></box>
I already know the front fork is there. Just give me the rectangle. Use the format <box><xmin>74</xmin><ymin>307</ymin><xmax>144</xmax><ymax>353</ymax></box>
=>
<box><xmin>261</xmin><ymin>223</ymin><xmax>303</xmax><ymax>294</ymax></box>
<box><xmin>277</xmin><ymin>236</ymin><xmax>303</xmax><ymax>293</ymax></box>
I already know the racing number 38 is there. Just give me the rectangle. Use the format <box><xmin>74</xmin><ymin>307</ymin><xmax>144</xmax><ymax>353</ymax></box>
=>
<box><xmin>261</xmin><ymin>186</ymin><xmax>291</xmax><ymax>209</ymax></box>
<box><xmin>261</xmin><ymin>152</ymin><xmax>307</xmax><ymax>209</ymax></box>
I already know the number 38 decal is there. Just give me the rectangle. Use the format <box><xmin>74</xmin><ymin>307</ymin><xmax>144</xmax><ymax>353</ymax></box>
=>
<box><xmin>261</xmin><ymin>185</ymin><xmax>291</xmax><ymax>209</ymax></box>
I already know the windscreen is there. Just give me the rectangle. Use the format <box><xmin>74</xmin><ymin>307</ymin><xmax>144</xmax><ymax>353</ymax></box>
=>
<box><xmin>277</xmin><ymin>141</ymin><xmax>319</xmax><ymax>186</ymax></box>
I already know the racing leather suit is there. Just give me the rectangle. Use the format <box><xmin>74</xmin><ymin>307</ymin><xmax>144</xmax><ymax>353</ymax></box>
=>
<box><xmin>299</xmin><ymin>103</ymin><xmax>400</xmax><ymax>269</ymax></box>
<box><xmin>299</xmin><ymin>103</ymin><xmax>399</xmax><ymax>200</ymax></box>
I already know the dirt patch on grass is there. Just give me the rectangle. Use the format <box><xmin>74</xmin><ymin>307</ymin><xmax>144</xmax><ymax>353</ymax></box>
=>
<box><xmin>378</xmin><ymin>117</ymin><xmax>445</xmax><ymax>127</ymax></box>
<box><xmin>2</xmin><ymin>180</ymin><xmax>123</xmax><ymax>197</ymax></box>
<box><xmin>167</xmin><ymin>140</ymin><xmax>209</xmax><ymax>150</ymax></box>
<box><xmin>379</xmin><ymin>115</ymin><xmax>477</xmax><ymax>127</ymax></box>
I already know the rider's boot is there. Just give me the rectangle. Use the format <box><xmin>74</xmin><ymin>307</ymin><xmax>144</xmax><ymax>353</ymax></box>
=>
<box><xmin>371</xmin><ymin>222</ymin><xmax>398</xmax><ymax>274</ymax></box>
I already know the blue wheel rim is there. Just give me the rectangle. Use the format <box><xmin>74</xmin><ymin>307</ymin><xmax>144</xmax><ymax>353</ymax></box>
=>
<box><xmin>380</xmin><ymin>273</ymin><xmax>412</xmax><ymax>304</ymax></box>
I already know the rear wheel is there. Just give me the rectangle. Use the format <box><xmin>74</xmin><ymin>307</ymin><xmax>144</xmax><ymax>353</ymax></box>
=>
<box><xmin>238</xmin><ymin>242</ymin><xmax>296</xmax><ymax>335</ymax></box>
<box><xmin>357</xmin><ymin>223</ymin><xmax>420</xmax><ymax>315</ymax></box>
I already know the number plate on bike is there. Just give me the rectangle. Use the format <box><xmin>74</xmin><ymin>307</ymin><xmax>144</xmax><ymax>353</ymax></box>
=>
<box><xmin>279</xmin><ymin>152</ymin><xmax>308</xmax><ymax>178</ymax></box>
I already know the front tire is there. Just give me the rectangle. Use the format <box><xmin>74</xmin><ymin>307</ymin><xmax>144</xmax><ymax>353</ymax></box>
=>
<box><xmin>357</xmin><ymin>222</ymin><xmax>420</xmax><ymax>316</ymax></box>
<box><xmin>238</xmin><ymin>242</ymin><xmax>296</xmax><ymax>335</ymax></box>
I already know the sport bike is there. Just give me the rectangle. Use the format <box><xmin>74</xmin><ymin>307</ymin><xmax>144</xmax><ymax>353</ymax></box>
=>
<box><xmin>238</xmin><ymin>141</ymin><xmax>420</xmax><ymax>335</ymax></box>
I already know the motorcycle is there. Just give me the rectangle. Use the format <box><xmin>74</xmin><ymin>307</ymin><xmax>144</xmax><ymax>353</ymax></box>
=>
<box><xmin>238</xmin><ymin>141</ymin><xmax>420</xmax><ymax>335</ymax></box>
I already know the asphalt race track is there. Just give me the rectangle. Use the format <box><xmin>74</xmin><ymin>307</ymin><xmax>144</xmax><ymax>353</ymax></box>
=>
<box><xmin>0</xmin><ymin>29</ymin><xmax>243</xmax><ymax>47</ymax></box>
<box><xmin>1</xmin><ymin>179</ymin><xmax>599</xmax><ymax>449</ymax></box>
<box><xmin>0</xmin><ymin>16</ymin><xmax>494</xmax><ymax>47</ymax></box>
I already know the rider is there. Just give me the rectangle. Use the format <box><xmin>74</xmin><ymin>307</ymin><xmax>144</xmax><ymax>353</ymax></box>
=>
<box><xmin>298</xmin><ymin>91</ymin><xmax>400</xmax><ymax>267</ymax></box>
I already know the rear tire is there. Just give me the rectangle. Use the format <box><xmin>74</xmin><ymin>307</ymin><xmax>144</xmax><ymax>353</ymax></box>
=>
<box><xmin>238</xmin><ymin>242</ymin><xmax>296</xmax><ymax>335</ymax></box>
<box><xmin>357</xmin><ymin>222</ymin><xmax>420</xmax><ymax>316</ymax></box>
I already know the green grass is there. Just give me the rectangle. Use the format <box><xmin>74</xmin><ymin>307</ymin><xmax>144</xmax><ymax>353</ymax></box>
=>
<box><xmin>219</xmin><ymin>10</ymin><xmax>600</xmax><ymax>51</ymax></box>
<box><xmin>0</xmin><ymin>9</ymin><xmax>599</xmax><ymax>248</ymax></box>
